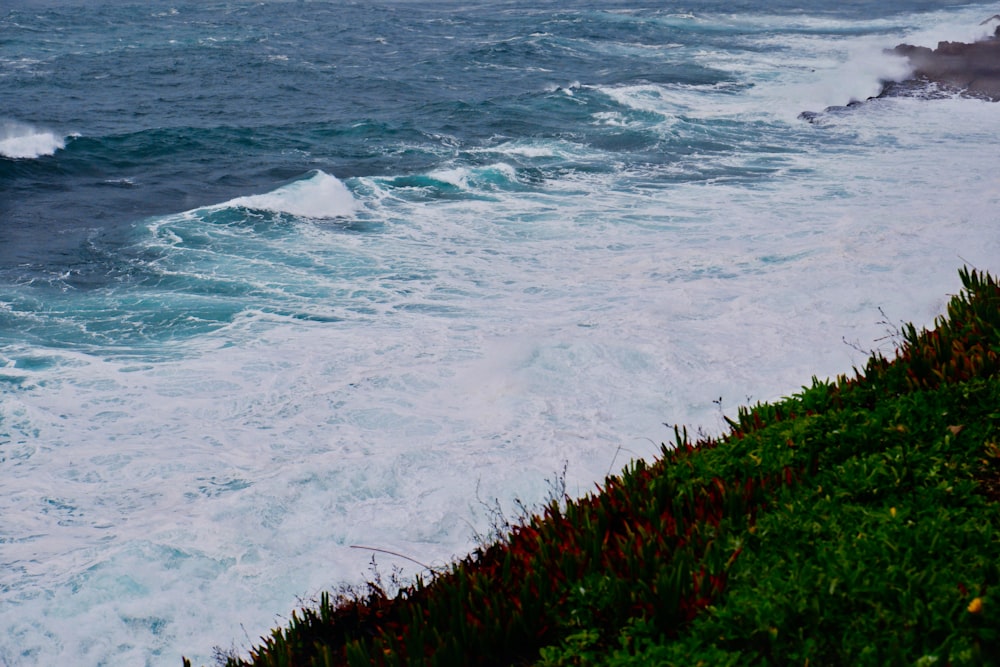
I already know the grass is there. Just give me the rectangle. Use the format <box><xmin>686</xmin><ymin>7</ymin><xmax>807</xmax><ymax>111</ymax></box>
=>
<box><xmin>187</xmin><ymin>267</ymin><xmax>1000</xmax><ymax>666</ymax></box>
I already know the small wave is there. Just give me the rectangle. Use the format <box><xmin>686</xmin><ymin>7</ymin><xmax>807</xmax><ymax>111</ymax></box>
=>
<box><xmin>490</xmin><ymin>143</ymin><xmax>556</xmax><ymax>159</ymax></box>
<box><xmin>100</xmin><ymin>177</ymin><xmax>137</xmax><ymax>188</ymax></box>
<box><xmin>594</xmin><ymin>83</ymin><xmax>681</xmax><ymax>119</ymax></box>
<box><xmin>420</xmin><ymin>163</ymin><xmax>519</xmax><ymax>191</ymax></box>
<box><xmin>545</xmin><ymin>81</ymin><xmax>582</xmax><ymax>94</ymax></box>
<box><xmin>0</xmin><ymin>120</ymin><xmax>67</xmax><ymax>159</ymax></box>
<box><xmin>221</xmin><ymin>171</ymin><xmax>358</xmax><ymax>219</ymax></box>
<box><xmin>359</xmin><ymin>162</ymin><xmax>530</xmax><ymax>206</ymax></box>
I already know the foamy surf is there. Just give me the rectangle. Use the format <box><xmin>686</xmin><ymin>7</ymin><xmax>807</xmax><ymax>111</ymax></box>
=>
<box><xmin>221</xmin><ymin>171</ymin><xmax>358</xmax><ymax>219</ymax></box>
<box><xmin>0</xmin><ymin>120</ymin><xmax>66</xmax><ymax>159</ymax></box>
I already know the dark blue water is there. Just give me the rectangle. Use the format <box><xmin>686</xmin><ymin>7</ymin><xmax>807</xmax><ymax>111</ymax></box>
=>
<box><xmin>1</xmin><ymin>0</ymin><xmax>962</xmax><ymax>268</ymax></box>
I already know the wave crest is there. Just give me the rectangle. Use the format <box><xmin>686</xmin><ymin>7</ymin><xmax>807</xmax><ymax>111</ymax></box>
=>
<box><xmin>0</xmin><ymin>120</ymin><xmax>66</xmax><ymax>159</ymax></box>
<box><xmin>222</xmin><ymin>170</ymin><xmax>358</xmax><ymax>219</ymax></box>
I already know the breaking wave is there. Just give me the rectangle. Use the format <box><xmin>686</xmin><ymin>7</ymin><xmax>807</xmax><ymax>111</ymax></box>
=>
<box><xmin>220</xmin><ymin>170</ymin><xmax>358</xmax><ymax>219</ymax></box>
<box><xmin>0</xmin><ymin>120</ymin><xmax>67</xmax><ymax>159</ymax></box>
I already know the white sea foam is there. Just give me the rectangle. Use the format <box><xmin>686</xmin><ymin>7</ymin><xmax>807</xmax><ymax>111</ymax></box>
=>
<box><xmin>483</xmin><ymin>141</ymin><xmax>557</xmax><ymax>159</ymax></box>
<box><xmin>222</xmin><ymin>170</ymin><xmax>358</xmax><ymax>219</ymax></box>
<box><xmin>425</xmin><ymin>163</ymin><xmax>518</xmax><ymax>190</ymax></box>
<box><xmin>784</xmin><ymin>40</ymin><xmax>913</xmax><ymax>108</ymax></box>
<box><xmin>596</xmin><ymin>83</ymin><xmax>679</xmax><ymax>118</ymax></box>
<box><xmin>7</xmin><ymin>89</ymin><xmax>1000</xmax><ymax>667</ymax></box>
<box><xmin>426</xmin><ymin>166</ymin><xmax>470</xmax><ymax>188</ymax></box>
<box><xmin>721</xmin><ymin>3</ymin><xmax>1000</xmax><ymax>115</ymax></box>
<box><xmin>0</xmin><ymin>120</ymin><xmax>66</xmax><ymax>159</ymax></box>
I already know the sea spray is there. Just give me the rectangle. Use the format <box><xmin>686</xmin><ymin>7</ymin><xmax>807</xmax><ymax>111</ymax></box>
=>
<box><xmin>0</xmin><ymin>120</ymin><xmax>65</xmax><ymax>159</ymax></box>
<box><xmin>223</xmin><ymin>171</ymin><xmax>359</xmax><ymax>219</ymax></box>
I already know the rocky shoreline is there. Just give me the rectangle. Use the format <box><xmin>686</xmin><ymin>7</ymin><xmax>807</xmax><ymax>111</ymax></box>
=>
<box><xmin>801</xmin><ymin>23</ymin><xmax>1000</xmax><ymax>122</ymax></box>
<box><xmin>890</xmin><ymin>31</ymin><xmax>1000</xmax><ymax>102</ymax></box>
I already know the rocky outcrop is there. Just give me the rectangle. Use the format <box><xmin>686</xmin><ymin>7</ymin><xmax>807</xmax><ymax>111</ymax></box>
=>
<box><xmin>799</xmin><ymin>27</ymin><xmax>1000</xmax><ymax>123</ymax></box>
<box><xmin>890</xmin><ymin>33</ymin><xmax>1000</xmax><ymax>101</ymax></box>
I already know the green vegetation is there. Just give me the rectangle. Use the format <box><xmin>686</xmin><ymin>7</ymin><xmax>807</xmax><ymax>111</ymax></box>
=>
<box><xmin>189</xmin><ymin>268</ymin><xmax>1000</xmax><ymax>666</ymax></box>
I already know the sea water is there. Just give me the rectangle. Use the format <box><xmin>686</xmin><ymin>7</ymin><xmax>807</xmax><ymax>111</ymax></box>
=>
<box><xmin>1</xmin><ymin>1</ymin><xmax>998</xmax><ymax>664</ymax></box>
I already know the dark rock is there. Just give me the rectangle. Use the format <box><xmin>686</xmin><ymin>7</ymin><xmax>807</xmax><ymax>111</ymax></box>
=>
<box><xmin>797</xmin><ymin>99</ymin><xmax>866</xmax><ymax>124</ymax></box>
<box><xmin>889</xmin><ymin>34</ymin><xmax>1000</xmax><ymax>101</ymax></box>
<box><xmin>799</xmin><ymin>27</ymin><xmax>1000</xmax><ymax>122</ymax></box>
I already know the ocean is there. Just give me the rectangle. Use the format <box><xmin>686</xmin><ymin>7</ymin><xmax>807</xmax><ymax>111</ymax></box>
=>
<box><xmin>2</xmin><ymin>1</ymin><xmax>998</xmax><ymax>664</ymax></box>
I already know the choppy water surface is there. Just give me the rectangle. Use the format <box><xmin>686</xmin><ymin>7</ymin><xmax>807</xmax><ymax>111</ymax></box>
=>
<box><xmin>2</xmin><ymin>1</ymin><xmax>998</xmax><ymax>664</ymax></box>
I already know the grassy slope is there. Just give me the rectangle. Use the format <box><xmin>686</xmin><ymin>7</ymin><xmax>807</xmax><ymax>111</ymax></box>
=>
<box><xmin>191</xmin><ymin>268</ymin><xmax>1000</xmax><ymax>667</ymax></box>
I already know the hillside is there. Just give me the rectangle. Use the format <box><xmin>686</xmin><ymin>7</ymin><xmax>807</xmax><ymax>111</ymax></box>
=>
<box><xmin>188</xmin><ymin>268</ymin><xmax>1000</xmax><ymax>666</ymax></box>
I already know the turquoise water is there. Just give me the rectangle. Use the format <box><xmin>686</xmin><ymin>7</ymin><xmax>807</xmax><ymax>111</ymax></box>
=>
<box><xmin>2</xmin><ymin>1</ymin><xmax>999</xmax><ymax>664</ymax></box>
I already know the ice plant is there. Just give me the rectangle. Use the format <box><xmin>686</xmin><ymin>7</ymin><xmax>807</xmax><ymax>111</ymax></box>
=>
<box><xmin>188</xmin><ymin>269</ymin><xmax>1000</xmax><ymax>667</ymax></box>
